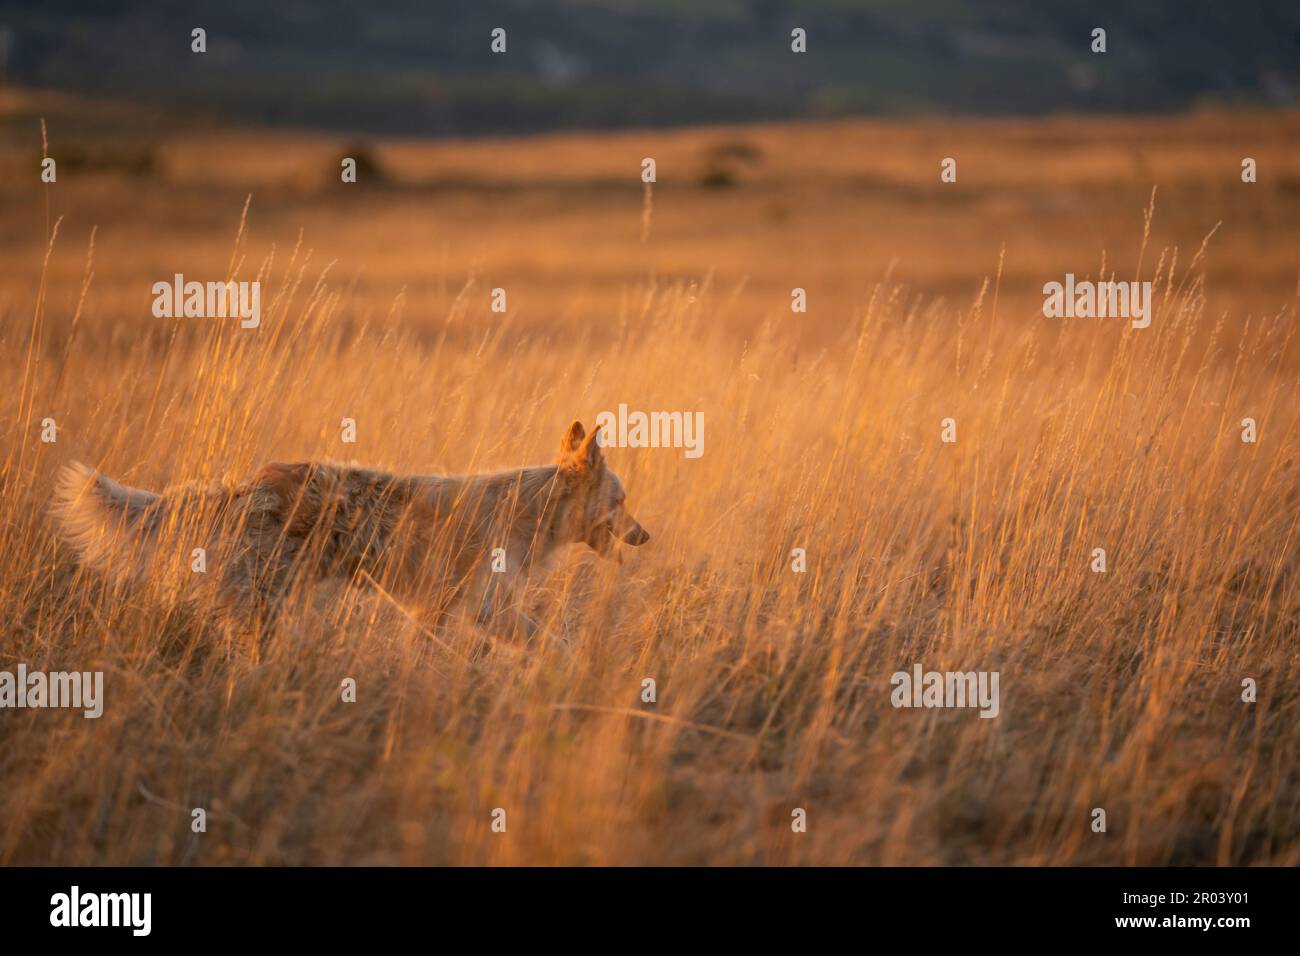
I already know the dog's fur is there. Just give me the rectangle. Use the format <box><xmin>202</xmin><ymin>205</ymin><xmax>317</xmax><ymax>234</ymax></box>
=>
<box><xmin>52</xmin><ymin>421</ymin><xmax>648</xmax><ymax>637</ymax></box>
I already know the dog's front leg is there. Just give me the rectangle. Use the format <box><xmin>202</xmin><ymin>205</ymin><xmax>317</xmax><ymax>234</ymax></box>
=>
<box><xmin>508</xmin><ymin>606</ymin><xmax>541</xmax><ymax>642</ymax></box>
<box><xmin>474</xmin><ymin>568</ymin><xmax>538</xmax><ymax>641</ymax></box>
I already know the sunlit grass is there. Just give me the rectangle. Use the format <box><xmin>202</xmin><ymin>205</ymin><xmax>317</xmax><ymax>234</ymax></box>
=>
<box><xmin>0</xmin><ymin>105</ymin><xmax>1297</xmax><ymax>864</ymax></box>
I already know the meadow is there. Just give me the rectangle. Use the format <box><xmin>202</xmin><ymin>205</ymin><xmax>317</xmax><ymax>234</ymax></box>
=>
<box><xmin>1</xmin><ymin>90</ymin><xmax>1298</xmax><ymax>864</ymax></box>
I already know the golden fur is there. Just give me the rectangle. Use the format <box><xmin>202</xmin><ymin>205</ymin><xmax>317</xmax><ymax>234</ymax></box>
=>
<box><xmin>52</xmin><ymin>421</ymin><xmax>648</xmax><ymax>636</ymax></box>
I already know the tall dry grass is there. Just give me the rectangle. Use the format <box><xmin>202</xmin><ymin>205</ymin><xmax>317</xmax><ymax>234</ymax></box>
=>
<box><xmin>1</xmin><ymin>106</ymin><xmax>1298</xmax><ymax>865</ymax></box>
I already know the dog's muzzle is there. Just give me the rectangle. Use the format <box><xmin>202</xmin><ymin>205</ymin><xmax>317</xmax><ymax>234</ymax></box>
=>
<box><xmin>618</xmin><ymin>520</ymin><xmax>650</xmax><ymax>546</ymax></box>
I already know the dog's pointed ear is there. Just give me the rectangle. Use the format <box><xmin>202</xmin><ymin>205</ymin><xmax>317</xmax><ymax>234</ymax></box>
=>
<box><xmin>559</xmin><ymin>420</ymin><xmax>586</xmax><ymax>458</ymax></box>
<box><xmin>577</xmin><ymin>427</ymin><xmax>603</xmax><ymax>469</ymax></box>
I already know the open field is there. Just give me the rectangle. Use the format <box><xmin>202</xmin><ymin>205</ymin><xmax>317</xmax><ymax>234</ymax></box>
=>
<box><xmin>1</xmin><ymin>91</ymin><xmax>1298</xmax><ymax>864</ymax></box>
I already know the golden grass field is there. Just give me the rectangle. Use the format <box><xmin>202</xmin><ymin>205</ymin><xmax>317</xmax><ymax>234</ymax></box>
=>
<box><xmin>1</xmin><ymin>90</ymin><xmax>1298</xmax><ymax>864</ymax></box>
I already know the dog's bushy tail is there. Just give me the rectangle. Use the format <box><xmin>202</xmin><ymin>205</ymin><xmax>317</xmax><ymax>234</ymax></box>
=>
<box><xmin>53</xmin><ymin>462</ymin><xmax>172</xmax><ymax>583</ymax></box>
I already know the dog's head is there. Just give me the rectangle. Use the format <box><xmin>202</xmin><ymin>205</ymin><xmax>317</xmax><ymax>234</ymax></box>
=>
<box><xmin>555</xmin><ymin>420</ymin><xmax>650</xmax><ymax>556</ymax></box>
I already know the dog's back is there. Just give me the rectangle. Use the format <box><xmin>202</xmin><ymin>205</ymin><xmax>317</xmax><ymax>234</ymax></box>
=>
<box><xmin>52</xmin><ymin>459</ymin><xmax>499</xmax><ymax>624</ymax></box>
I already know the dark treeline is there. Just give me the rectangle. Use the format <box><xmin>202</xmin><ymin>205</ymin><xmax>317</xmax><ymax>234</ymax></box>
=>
<box><xmin>1</xmin><ymin>0</ymin><xmax>1297</xmax><ymax>133</ymax></box>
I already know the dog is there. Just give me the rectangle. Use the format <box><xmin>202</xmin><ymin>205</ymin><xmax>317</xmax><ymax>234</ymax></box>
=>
<box><xmin>52</xmin><ymin>420</ymin><xmax>649</xmax><ymax>638</ymax></box>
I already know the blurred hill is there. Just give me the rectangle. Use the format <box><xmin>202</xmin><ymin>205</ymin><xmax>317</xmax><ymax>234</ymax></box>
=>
<box><xmin>1</xmin><ymin>0</ymin><xmax>1297</xmax><ymax>135</ymax></box>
